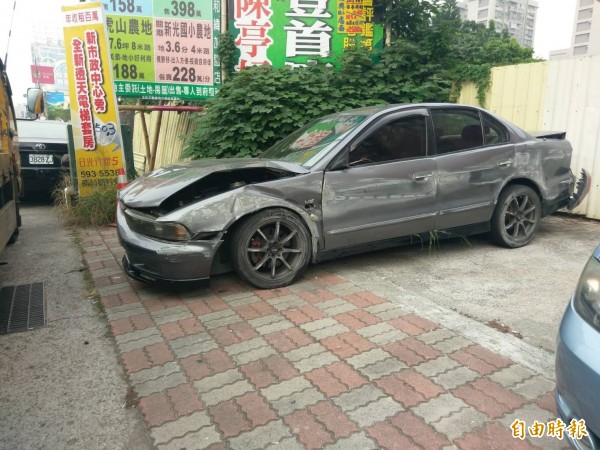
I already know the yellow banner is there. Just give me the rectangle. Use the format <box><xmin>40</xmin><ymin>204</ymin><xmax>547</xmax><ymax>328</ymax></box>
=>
<box><xmin>62</xmin><ymin>2</ymin><xmax>126</xmax><ymax>197</ymax></box>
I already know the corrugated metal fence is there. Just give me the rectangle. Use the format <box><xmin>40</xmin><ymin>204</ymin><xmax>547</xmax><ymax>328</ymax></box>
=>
<box><xmin>543</xmin><ymin>57</ymin><xmax>600</xmax><ymax>219</ymax></box>
<box><xmin>459</xmin><ymin>56</ymin><xmax>600</xmax><ymax>219</ymax></box>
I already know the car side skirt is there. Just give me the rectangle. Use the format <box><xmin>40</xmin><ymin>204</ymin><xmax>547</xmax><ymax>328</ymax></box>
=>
<box><xmin>315</xmin><ymin>222</ymin><xmax>490</xmax><ymax>263</ymax></box>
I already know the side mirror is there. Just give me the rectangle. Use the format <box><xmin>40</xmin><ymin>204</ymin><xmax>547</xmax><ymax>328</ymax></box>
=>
<box><xmin>329</xmin><ymin>151</ymin><xmax>350</xmax><ymax>171</ymax></box>
<box><xmin>26</xmin><ymin>88</ymin><xmax>44</xmax><ymax>116</ymax></box>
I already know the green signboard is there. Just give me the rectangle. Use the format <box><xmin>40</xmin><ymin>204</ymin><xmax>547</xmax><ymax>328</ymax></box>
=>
<box><xmin>101</xmin><ymin>0</ymin><xmax>221</xmax><ymax>100</ymax></box>
<box><xmin>229</xmin><ymin>0</ymin><xmax>383</xmax><ymax>69</ymax></box>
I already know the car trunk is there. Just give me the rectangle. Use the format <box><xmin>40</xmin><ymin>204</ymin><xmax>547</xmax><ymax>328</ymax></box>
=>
<box><xmin>19</xmin><ymin>139</ymin><xmax>68</xmax><ymax>171</ymax></box>
<box><xmin>17</xmin><ymin>120</ymin><xmax>69</xmax><ymax>194</ymax></box>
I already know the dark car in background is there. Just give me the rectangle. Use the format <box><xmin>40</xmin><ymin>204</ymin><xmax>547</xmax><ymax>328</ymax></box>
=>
<box><xmin>117</xmin><ymin>104</ymin><xmax>589</xmax><ymax>289</ymax></box>
<box><xmin>17</xmin><ymin>119</ymin><xmax>69</xmax><ymax>197</ymax></box>
<box><xmin>556</xmin><ymin>244</ymin><xmax>600</xmax><ymax>450</ymax></box>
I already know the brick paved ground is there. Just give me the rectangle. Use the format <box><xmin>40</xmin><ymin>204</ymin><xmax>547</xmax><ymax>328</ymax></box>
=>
<box><xmin>81</xmin><ymin>228</ymin><xmax>568</xmax><ymax>450</ymax></box>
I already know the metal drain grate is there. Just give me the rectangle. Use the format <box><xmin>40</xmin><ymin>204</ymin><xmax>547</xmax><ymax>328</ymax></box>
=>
<box><xmin>0</xmin><ymin>283</ymin><xmax>46</xmax><ymax>334</ymax></box>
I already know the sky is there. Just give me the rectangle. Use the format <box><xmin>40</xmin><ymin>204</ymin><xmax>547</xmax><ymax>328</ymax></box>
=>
<box><xmin>533</xmin><ymin>0</ymin><xmax>577</xmax><ymax>58</ymax></box>
<box><xmin>0</xmin><ymin>0</ymin><xmax>578</xmax><ymax>107</ymax></box>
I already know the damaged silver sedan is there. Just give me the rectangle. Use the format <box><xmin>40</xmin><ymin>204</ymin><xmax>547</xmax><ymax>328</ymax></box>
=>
<box><xmin>117</xmin><ymin>104</ymin><xmax>589</xmax><ymax>289</ymax></box>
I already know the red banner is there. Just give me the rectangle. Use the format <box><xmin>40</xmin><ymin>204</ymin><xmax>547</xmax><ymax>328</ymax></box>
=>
<box><xmin>31</xmin><ymin>65</ymin><xmax>55</xmax><ymax>84</ymax></box>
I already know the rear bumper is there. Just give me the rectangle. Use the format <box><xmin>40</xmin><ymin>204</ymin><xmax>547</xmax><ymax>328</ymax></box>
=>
<box><xmin>22</xmin><ymin>167</ymin><xmax>65</xmax><ymax>192</ymax></box>
<box><xmin>543</xmin><ymin>169</ymin><xmax>591</xmax><ymax>216</ymax></box>
<box><xmin>543</xmin><ymin>194</ymin><xmax>570</xmax><ymax>217</ymax></box>
<box><xmin>117</xmin><ymin>206</ymin><xmax>224</xmax><ymax>283</ymax></box>
<box><xmin>555</xmin><ymin>299</ymin><xmax>600</xmax><ymax>450</ymax></box>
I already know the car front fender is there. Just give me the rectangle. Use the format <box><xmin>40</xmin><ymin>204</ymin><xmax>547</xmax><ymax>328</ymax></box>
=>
<box><xmin>164</xmin><ymin>186</ymin><xmax>323</xmax><ymax>261</ymax></box>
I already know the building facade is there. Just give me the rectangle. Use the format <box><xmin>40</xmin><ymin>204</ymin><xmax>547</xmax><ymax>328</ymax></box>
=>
<box><xmin>550</xmin><ymin>0</ymin><xmax>600</xmax><ymax>59</ymax></box>
<box><xmin>456</xmin><ymin>1</ymin><xmax>468</xmax><ymax>21</ymax></box>
<box><xmin>569</xmin><ymin>0</ymin><xmax>600</xmax><ymax>56</ymax></box>
<box><xmin>463</xmin><ymin>0</ymin><xmax>539</xmax><ymax>48</ymax></box>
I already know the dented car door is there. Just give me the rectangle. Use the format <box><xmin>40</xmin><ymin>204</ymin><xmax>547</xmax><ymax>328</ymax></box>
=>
<box><xmin>321</xmin><ymin>110</ymin><xmax>437</xmax><ymax>250</ymax></box>
<box><xmin>431</xmin><ymin>107</ymin><xmax>516</xmax><ymax>230</ymax></box>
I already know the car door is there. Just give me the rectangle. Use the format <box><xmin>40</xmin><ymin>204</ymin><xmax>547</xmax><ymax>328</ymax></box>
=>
<box><xmin>322</xmin><ymin>109</ymin><xmax>437</xmax><ymax>250</ymax></box>
<box><xmin>431</xmin><ymin>107</ymin><xmax>516</xmax><ymax>230</ymax></box>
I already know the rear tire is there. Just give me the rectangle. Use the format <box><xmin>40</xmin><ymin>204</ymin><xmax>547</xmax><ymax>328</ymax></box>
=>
<box><xmin>491</xmin><ymin>185</ymin><xmax>541</xmax><ymax>248</ymax></box>
<box><xmin>230</xmin><ymin>209</ymin><xmax>311</xmax><ymax>289</ymax></box>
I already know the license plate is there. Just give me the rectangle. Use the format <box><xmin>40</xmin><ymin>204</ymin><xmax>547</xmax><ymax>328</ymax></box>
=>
<box><xmin>29</xmin><ymin>154</ymin><xmax>53</xmax><ymax>165</ymax></box>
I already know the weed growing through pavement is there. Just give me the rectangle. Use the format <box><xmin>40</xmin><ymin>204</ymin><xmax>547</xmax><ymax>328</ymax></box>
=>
<box><xmin>426</xmin><ymin>230</ymin><xmax>471</xmax><ymax>254</ymax></box>
<box><xmin>428</xmin><ymin>230</ymin><xmax>440</xmax><ymax>254</ymax></box>
<box><xmin>53</xmin><ymin>174</ymin><xmax>117</xmax><ymax>227</ymax></box>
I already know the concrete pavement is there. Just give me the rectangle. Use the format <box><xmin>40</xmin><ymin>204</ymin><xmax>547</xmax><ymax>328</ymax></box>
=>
<box><xmin>324</xmin><ymin>214</ymin><xmax>600</xmax><ymax>352</ymax></box>
<box><xmin>82</xmin><ymin>226</ymin><xmax>573</xmax><ymax>450</ymax></box>
<box><xmin>0</xmin><ymin>205</ymin><xmax>152</xmax><ymax>449</ymax></box>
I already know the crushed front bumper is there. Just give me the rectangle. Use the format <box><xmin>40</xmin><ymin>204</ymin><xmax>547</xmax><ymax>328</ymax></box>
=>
<box><xmin>116</xmin><ymin>206</ymin><xmax>224</xmax><ymax>283</ymax></box>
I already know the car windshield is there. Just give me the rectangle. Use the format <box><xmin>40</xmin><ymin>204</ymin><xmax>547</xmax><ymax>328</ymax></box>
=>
<box><xmin>259</xmin><ymin>111</ymin><xmax>372</xmax><ymax>167</ymax></box>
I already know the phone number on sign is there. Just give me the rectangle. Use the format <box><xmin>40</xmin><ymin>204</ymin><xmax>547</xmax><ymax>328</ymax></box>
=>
<box><xmin>79</xmin><ymin>170</ymin><xmax>119</xmax><ymax>178</ymax></box>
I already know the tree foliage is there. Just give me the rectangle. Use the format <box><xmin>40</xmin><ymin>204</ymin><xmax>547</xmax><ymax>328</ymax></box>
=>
<box><xmin>47</xmin><ymin>105</ymin><xmax>71</xmax><ymax>122</ymax></box>
<box><xmin>217</xmin><ymin>31</ymin><xmax>237</xmax><ymax>81</ymax></box>
<box><xmin>186</xmin><ymin>0</ymin><xmax>535</xmax><ymax>159</ymax></box>
<box><xmin>449</xmin><ymin>19</ymin><xmax>534</xmax><ymax>103</ymax></box>
<box><xmin>384</xmin><ymin>0</ymin><xmax>438</xmax><ymax>42</ymax></box>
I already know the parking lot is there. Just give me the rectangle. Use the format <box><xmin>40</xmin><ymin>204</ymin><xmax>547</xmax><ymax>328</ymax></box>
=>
<box><xmin>1</xmin><ymin>204</ymin><xmax>599</xmax><ymax>449</ymax></box>
<box><xmin>321</xmin><ymin>214</ymin><xmax>600</xmax><ymax>352</ymax></box>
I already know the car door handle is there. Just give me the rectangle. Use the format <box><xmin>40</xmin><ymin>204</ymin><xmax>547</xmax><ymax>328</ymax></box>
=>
<box><xmin>497</xmin><ymin>159</ymin><xmax>513</xmax><ymax>167</ymax></box>
<box><xmin>413</xmin><ymin>171</ymin><xmax>433</xmax><ymax>181</ymax></box>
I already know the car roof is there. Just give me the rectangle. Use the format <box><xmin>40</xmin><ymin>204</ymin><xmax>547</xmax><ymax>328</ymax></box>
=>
<box><xmin>365</xmin><ymin>103</ymin><xmax>530</xmax><ymax>139</ymax></box>
<box><xmin>17</xmin><ymin>119</ymin><xmax>68</xmax><ymax>142</ymax></box>
<box><xmin>342</xmin><ymin>103</ymin><xmax>497</xmax><ymax>120</ymax></box>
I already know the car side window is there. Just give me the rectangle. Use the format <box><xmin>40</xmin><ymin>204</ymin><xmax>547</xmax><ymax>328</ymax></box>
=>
<box><xmin>482</xmin><ymin>113</ymin><xmax>509</xmax><ymax>145</ymax></box>
<box><xmin>349</xmin><ymin>115</ymin><xmax>426</xmax><ymax>166</ymax></box>
<box><xmin>431</xmin><ymin>109</ymin><xmax>484</xmax><ymax>154</ymax></box>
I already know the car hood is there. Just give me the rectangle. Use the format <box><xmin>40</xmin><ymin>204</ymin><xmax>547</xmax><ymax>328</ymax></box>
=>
<box><xmin>120</xmin><ymin>158</ymin><xmax>309</xmax><ymax>208</ymax></box>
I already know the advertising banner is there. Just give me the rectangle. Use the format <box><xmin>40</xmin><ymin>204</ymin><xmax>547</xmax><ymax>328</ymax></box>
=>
<box><xmin>30</xmin><ymin>65</ymin><xmax>55</xmax><ymax>84</ymax></box>
<box><xmin>100</xmin><ymin>0</ymin><xmax>221</xmax><ymax>100</ymax></box>
<box><xmin>229</xmin><ymin>0</ymin><xmax>383</xmax><ymax>69</ymax></box>
<box><xmin>62</xmin><ymin>2</ymin><xmax>127</xmax><ymax>197</ymax></box>
<box><xmin>45</xmin><ymin>91</ymin><xmax>66</xmax><ymax>107</ymax></box>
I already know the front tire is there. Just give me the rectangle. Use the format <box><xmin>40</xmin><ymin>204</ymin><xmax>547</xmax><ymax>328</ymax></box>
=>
<box><xmin>7</xmin><ymin>228</ymin><xmax>18</xmax><ymax>245</ymax></box>
<box><xmin>491</xmin><ymin>185</ymin><xmax>541</xmax><ymax>248</ymax></box>
<box><xmin>230</xmin><ymin>209</ymin><xmax>311</xmax><ymax>289</ymax></box>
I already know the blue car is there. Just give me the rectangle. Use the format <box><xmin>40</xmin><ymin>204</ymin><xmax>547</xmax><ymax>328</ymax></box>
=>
<box><xmin>556</xmin><ymin>245</ymin><xmax>600</xmax><ymax>450</ymax></box>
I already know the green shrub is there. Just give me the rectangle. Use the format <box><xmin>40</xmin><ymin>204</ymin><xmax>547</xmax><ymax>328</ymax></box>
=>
<box><xmin>185</xmin><ymin>45</ymin><xmax>451</xmax><ymax>160</ymax></box>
